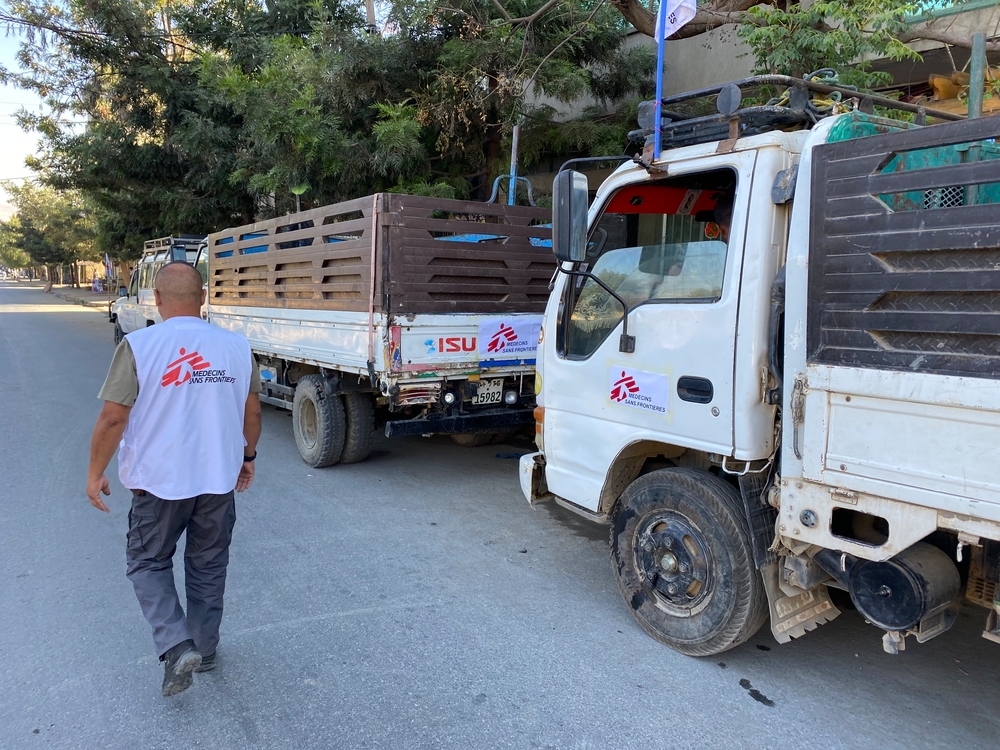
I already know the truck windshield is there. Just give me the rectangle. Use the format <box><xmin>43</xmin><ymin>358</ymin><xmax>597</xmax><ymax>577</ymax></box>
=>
<box><xmin>561</xmin><ymin>168</ymin><xmax>737</xmax><ymax>358</ymax></box>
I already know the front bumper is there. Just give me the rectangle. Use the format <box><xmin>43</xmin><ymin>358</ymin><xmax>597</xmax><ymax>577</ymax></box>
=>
<box><xmin>384</xmin><ymin>406</ymin><xmax>534</xmax><ymax>438</ymax></box>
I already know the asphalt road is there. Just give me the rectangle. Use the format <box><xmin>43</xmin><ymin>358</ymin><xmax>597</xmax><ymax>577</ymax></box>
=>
<box><xmin>2</xmin><ymin>281</ymin><xmax>999</xmax><ymax>750</ymax></box>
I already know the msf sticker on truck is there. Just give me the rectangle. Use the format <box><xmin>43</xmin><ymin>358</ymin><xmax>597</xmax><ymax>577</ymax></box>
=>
<box><xmin>609</xmin><ymin>367</ymin><xmax>669</xmax><ymax>414</ymax></box>
<box><xmin>478</xmin><ymin>317</ymin><xmax>541</xmax><ymax>359</ymax></box>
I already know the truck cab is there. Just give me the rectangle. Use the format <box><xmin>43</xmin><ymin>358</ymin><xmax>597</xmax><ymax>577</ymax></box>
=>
<box><xmin>110</xmin><ymin>235</ymin><xmax>207</xmax><ymax>342</ymax></box>
<box><xmin>523</xmin><ymin>77</ymin><xmax>1000</xmax><ymax>656</ymax></box>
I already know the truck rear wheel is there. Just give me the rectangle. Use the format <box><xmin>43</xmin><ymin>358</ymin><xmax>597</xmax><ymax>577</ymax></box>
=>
<box><xmin>340</xmin><ymin>392</ymin><xmax>374</xmax><ymax>464</ymax></box>
<box><xmin>611</xmin><ymin>467</ymin><xmax>767</xmax><ymax>656</ymax></box>
<box><xmin>292</xmin><ymin>375</ymin><xmax>345</xmax><ymax>468</ymax></box>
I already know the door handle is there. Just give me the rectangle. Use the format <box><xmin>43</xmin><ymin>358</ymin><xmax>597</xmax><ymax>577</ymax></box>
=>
<box><xmin>677</xmin><ymin>376</ymin><xmax>714</xmax><ymax>404</ymax></box>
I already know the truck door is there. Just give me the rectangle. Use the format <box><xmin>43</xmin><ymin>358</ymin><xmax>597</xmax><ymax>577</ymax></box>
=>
<box><xmin>545</xmin><ymin>154</ymin><xmax>755</xmax><ymax>511</ymax></box>
<box><xmin>119</xmin><ymin>268</ymin><xmax>140</xmax><ymax>332</ymax></box>
<box><xmin>137</xmin><ymin>260</ymin><xmax>163</xmax><ymax>325</ymax></box>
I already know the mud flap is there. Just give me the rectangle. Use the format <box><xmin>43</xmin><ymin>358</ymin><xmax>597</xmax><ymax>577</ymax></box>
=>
<box><xmin>519</xmin><ymin>452</ymin><xmax>554</xmax><ymax>507</ymax></box>
<box><xmin>760</xmin><ymin>562</ymin><xmax>841</xmax><ymax>644</ymax></box>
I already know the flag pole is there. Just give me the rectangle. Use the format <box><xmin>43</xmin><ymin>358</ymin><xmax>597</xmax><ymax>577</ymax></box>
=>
<box><xmin>653</xmin><ymin>1</ymin><xmax>668</xmax><ymax>161</ymax></box>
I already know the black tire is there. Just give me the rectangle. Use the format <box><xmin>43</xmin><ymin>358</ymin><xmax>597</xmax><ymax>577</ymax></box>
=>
<box><xmin>114</xmin><ymin>323</ymin><xmax>124</xmax><ymax>345</ymax></box>
<box><xmin>611</xmin><ymin>467</ymin><xmax>767</xmax><ymax>656</ymax></box>
<box><xmin>450</xmin><ymin>432</ymin><xmax>494</xmax><ymax>447</ymax></box>
<box><xmin>340</xmin><ymin>392</ymin><xmax>375</xmax><ymax>464</ymax></box>
<box><xmin>292</xmin><ymin>374</ymin><xmax>346</xmax><ymax>468</ymax></box>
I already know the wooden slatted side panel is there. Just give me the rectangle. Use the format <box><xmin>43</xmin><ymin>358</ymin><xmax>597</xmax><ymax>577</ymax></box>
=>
<box><xmin>206</xmin><ymin>196</ymin><xmax>381</xmax><ymax>312</ymax></box>
<box><xmin>808</xmin><ymin>114</ymin><xmax>1000</xmax><ymax>379</ymax></box>
<box><xmin>384</xmin><ymin>195</ymin><xmax>554</xmax><ymax>314</ymax></box>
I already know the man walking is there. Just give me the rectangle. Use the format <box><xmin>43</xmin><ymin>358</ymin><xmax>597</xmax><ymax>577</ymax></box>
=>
<box><xmin>86</xmin><ymin>261</ymin><xmax>262</xmax><ymax>697</ymax></box>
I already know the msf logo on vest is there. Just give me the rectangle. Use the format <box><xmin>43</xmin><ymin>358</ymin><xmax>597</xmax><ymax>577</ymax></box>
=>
<box><xmin>486</xmin><ymin>323</ymin><xmax>518</xmax><ymax>353</ymax></box>
<box><xmin>162</xmin><ymin>348</ymin><xmax>211</xmax><ymax>387</ymax></box>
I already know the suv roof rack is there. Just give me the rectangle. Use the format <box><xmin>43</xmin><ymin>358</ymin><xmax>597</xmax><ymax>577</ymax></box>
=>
<box><xmin>629</xmin><ymin>75</ymin><xmax>965</xmax><ymax>154</ymax></box>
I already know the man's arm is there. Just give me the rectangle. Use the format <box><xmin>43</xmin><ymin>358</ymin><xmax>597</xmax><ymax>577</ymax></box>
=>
<box><xmin>237</xmin><ymin>392</ymin><xmax>262</xmax><ymax>493</ymax></box>
<box><xmin>87</xmin><ymin>401</ymin><xmax>132</xmax><ymax>512</ymax></box>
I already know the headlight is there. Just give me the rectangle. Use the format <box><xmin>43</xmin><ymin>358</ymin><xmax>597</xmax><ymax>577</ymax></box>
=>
<box><xmin>504</xmin><ymin>390</ymin><xmax>518</xmax><ymax>405</ymax></box>
<box><xmin>443</xmin><ymin>391</ymin><xmax>457</xmax><ymax>405</ymax></box>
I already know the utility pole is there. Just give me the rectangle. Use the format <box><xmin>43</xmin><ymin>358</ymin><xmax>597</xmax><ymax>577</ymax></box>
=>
<box><xmin>967</xmin><ymin>32</ymin><xmax>986</xmax><ymax>205</ymax></box>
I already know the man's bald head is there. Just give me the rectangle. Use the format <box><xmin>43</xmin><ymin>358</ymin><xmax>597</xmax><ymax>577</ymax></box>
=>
<box><xmin>154</xmin><ymin>261</ymin><xmax>205</xmax><ymax>318</ymax></box>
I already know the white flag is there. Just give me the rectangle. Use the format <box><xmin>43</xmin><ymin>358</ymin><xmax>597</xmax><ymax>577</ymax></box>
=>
<box><xmin>654</xmin><ymin>0</ymin><xmax>697</xmax><ymax>42</ymax></box>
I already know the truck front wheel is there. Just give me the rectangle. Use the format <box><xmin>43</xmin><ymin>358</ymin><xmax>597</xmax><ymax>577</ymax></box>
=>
<box><xmin>292</xmin><ymin>375</ymin><xmax>346</xmax><ymax>468</ymax></box>
<box><xmin>611</xmin><ymin>467</ymin><xmax>767</xmax><ymax>656</ymax></box>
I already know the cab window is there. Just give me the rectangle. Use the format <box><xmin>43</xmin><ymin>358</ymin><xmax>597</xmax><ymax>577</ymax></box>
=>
<box><xmin>559</xmin><ymin>168</ymin><xmax>737</xmax><ymax>359</ymax></box>
<box><xmin>128</xmin><ymin>269</ymin><xmax>139</xmax><ymax>297</ymax></box>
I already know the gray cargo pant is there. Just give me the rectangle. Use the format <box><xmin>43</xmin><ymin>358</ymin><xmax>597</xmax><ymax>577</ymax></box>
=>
<box><xmin>126</xmin><ymin>490</ymin><xmax>237</xmax><ymax>658</ymax></box>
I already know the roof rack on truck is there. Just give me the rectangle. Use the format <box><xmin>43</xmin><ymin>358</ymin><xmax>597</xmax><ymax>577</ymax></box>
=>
<box><xmin>143</xmin><ymin>234</ymin><xmax>208</xmax><ymax>263</ymax></box>
<box><xmin>629</xmin><ymin>74</ymin><xmax>965</xmax><ymax>157</ymax></box>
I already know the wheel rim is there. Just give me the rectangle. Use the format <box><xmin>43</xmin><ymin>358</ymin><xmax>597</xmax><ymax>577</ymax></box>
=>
<box><xmin>300</xmin><ymin>398</ymin><xmax>318</xmax><ymax>449</ymax></box>
<box><xmin>634</xmin><ymin>510</ymin><xmax>714</xmax><ymax>615</ymax></box>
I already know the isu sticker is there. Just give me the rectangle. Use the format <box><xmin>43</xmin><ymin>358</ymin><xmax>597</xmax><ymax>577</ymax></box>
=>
<box><xmin>609</xmin><ymin>367</ymin><xmax>669</xmax><ymax>413</ymax></box>
<box><xmin>478</xmin><ymin>317</ymin><xmax>541</xmax><ymax>358</ymax></box>
<box><xmin>426</xmin><ymin>336</ymin><xmax>477</xmax><ymax>354</ymax></box>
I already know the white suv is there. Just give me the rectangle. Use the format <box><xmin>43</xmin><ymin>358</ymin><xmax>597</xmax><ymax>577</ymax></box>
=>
<box><xmin>110</xmin><ymin>235</ymin><xmax>206</xmax><ymax>343</ymax></box>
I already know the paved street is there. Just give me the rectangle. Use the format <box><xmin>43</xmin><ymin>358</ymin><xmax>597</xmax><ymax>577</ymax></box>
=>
<box><xmin>1</xmin><ymin>280</ymin><xmax>999</xmax><ymax>750</ymax></box>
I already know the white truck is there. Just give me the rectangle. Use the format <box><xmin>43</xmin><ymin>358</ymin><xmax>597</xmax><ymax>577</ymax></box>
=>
<box><xmin>110</xmin><ymin>235</ymin><xmax>207</xmax><ymax>341</ymax></box>
<box><xmin>204</xmin><ymin>193</ymin><xmax>552</xmax><ymax>465</ymax></box>
<box><xmin>521</xmin><ymin>76</ymin><xmax>1000</xmax><ymax>655</ymax></box>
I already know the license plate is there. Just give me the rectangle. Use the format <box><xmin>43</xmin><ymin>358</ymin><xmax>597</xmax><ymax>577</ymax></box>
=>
<box><xmin>474</xmin><ymin>378</ymin><xmax>504</xmax><ymax>406</ymax></box>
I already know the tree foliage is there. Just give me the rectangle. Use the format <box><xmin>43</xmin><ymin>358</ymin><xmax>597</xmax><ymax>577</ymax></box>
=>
<box><xmin>1</xmin><ymin>0</ymin><xmax>653</xmax><ymax>258</ymax></box>
<box><xmin>0</xmin><ymin>218</ymin><xmax>32</xmax><ymax>269</ymax></box>
<box><xmin>2</xmin><ymin>181</ymin><xmax>96</xmax><ymax>269</ymax></box>
<box><xmin>739</xmin><ymin>1</ymin><xmax>924</xmax><ymax>90</ymax></box>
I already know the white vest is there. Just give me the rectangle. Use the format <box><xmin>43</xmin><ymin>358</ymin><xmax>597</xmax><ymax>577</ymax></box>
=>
<box><xmin>119</xmin><ymin>316</ymin><xmax>252</xmax><ymax>500</ymax></box>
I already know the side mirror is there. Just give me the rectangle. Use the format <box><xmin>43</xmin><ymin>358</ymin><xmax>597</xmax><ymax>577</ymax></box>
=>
<box><xmin>119</xmin><ymin>286</ymin><xmax>128</xmax><ymax>297</ymax></box>
<box><xmin>552</xmin><ymin>170</ymin><xmax>589</xmax><ymax>264</ymax></box>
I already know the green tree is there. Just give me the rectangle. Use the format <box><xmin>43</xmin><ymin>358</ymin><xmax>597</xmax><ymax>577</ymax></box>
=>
<box><xmin>181</xmin><ymin>0</ymin><xmax>653</xmax><ymax>208</ymax></box>
<box><xmin>2</xmin><ymin>0</ymin><xmax>255</xmax><ymax>259</ymax></box>
<box><xmin>2</xmin><ymin>0</ymin><xmax>653</xmax><ymax>229</ymax></box>
<box><xmin>4</xmin><ymin>181</ymin><xmax>96</xmax><ymax>285</ymax></box>
<box><xmin>0</xmin><ymin>218</ymin><xmax>32</xmax><ymax>270</ymax></box>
